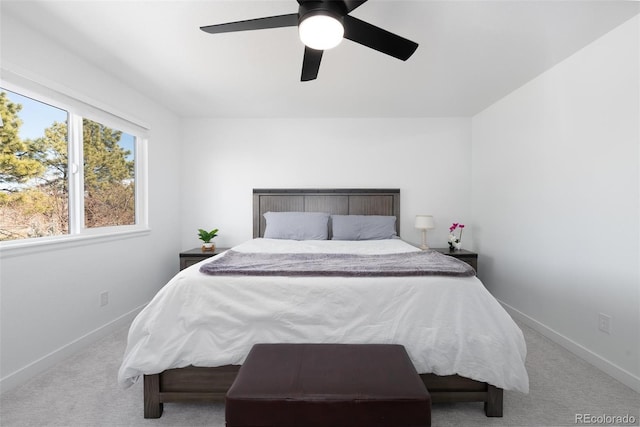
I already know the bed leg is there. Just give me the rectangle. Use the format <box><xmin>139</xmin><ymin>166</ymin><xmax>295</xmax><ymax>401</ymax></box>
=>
<box><xmin>144</xmin><ymin>374</ymin><xmax>163</xmax><ymax>418</ymax></box>
<box><xmin>484</xmin><ymin>385</ymin><xmax>503</xmax><ymax>417</ymax></box>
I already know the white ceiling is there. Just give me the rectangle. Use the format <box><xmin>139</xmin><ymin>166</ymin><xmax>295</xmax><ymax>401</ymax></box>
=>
<box><xmin>3</xmin><ymin>1</ymin><xmax>639</xmax><ymax>118</ymax></box>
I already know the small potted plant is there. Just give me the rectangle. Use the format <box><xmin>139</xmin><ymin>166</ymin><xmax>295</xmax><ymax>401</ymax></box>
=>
<box><xmin>198</xmin><ymin>228</ymin><xmax>219</xmax><ymax>252</ymax></box>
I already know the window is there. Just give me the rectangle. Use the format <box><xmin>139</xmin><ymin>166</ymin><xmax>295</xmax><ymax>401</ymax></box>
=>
<box><xmin>0</xmin><ymin>81</ymin><xmax>148</xmax><ymax>245</ymax></box>
<box><xmin>0</xmin><ymin>90</ymin><xmax>69</xmax><ymax>239</ymax></box>
<box><xmin>82</xmin><ymin>118</ymin><xmax>136</xmax><ymax>229</ymax></box>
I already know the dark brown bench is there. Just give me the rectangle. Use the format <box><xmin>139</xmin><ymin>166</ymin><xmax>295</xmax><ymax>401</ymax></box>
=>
<box><xmin>225</xmin><ymin>343</ymin><xmax>431</xmax><ymax>427</ymax></box>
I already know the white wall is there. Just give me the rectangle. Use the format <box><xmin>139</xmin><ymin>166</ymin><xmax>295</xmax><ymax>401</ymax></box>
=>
<box><xmin>472</xmin><ymin>16</ymin><xmax>640</xmax><ymax>390</ymax></box>
<box><xmin>179</xmin><ymin>118</ymin><xmax>472</xmax><ymax>250</ymax></box>
<box><xmin>0</xmin><ymin>12</ymin><xmax>183</xmax><ymax>391</ymax></box>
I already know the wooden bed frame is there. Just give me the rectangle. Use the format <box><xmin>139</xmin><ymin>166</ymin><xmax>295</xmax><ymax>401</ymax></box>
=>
<box><xmin>143</xmin><ymin>188</ymin><xmax>503</xmax><ymax>418</ymax></box>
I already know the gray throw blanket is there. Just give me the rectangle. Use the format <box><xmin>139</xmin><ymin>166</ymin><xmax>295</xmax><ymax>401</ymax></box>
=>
<box><xmin>199</xmin><ymin>250</ymin><xmax>475</xmax><ymax>277</ymax></box>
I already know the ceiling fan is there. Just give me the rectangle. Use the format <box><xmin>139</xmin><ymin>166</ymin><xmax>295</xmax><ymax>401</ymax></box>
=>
<box><xmin>200</xmin><ymin>0</ymin><xmax>419</xmax><ymax>82</ymax></box>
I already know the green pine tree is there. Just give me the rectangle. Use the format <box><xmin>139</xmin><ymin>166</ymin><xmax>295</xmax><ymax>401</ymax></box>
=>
<box><xmin>0</xmin><ymin>92</ymin><xmax>46</xmax><ymax>192</ymax></box>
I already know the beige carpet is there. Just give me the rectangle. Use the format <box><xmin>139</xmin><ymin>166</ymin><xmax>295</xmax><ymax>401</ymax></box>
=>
<box><xmin>1</xmin><ymin>321</ymin><xmax>638</xmax><ymax>427</ymax></box>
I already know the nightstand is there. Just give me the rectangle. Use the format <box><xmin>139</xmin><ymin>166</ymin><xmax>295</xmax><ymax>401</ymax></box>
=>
<box><xmin>179</xmin><ymin>247</ymin><xmax>229</xmax><ymax>271</ymax></box>
<box><xmin>431</xmin><ymin>247</ymin><xmax>478</xmax><ymax>272</ymax></box>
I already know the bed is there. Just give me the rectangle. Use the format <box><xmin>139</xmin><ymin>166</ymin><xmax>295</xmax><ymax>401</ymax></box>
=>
<box><xmin>119</xmin><ymin>188</ymin><xmax>528</xmax><ymax>419</ymax></box>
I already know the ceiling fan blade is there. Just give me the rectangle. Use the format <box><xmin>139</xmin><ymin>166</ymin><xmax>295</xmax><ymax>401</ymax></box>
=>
<box><xmin>200</xmin><ymin>13</ymin><xmax>298</xmax><ymax>34</ymax></box>
<box><xmin>343</xmin><ymin>15</ymin><xmax>418</xmax><ymax>61</ymax></box>
<box><xmin>301</xmin><ymin>46</ymin><xmax>323</xmax><ymax>81</ymax></box>
<box><xmin>343</xmin><ymin>0</ymin><xmax>368</xmax><ymax>13</ymax></box>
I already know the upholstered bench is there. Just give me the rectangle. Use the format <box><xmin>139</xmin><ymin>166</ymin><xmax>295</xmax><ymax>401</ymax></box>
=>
<box><xmin>225</xmin><ymin>343</ymin><xmax>431</xmax><ymax>427</ymax></box>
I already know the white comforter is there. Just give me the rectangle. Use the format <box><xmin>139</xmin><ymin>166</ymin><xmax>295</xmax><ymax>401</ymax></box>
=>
<box><xmin>118</xmin><ymin>239</ymin><xmax>529</xmax><ymax>393</ymax></box>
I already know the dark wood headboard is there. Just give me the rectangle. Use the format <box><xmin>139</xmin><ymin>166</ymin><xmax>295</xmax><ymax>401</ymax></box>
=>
<box><xmin>253</xmin><ymin>189</ymin><xmax>400</xmax><ymax>238</ymax></box>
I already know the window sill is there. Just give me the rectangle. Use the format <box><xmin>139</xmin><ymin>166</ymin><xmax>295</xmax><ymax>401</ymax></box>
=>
<box><xmin>0</xmin><ymin>227</ymin><xmax>151</xmax><ymax>259</ymax></box>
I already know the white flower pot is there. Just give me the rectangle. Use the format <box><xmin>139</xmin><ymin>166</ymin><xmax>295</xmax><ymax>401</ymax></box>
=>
<box><xmin>201</xmin><ymin>242</ymin><xmax>215</xmax><ymax>252</ymax></box>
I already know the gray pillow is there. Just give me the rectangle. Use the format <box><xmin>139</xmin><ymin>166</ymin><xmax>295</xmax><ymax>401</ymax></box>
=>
<box><xmin>263</xmin><ymin>211</ymin><xmax>330</xmax><ymax>240</ymax></box>
<box><xmin>331</xmin><ymin>215</ymin><xmax>397</xmax><ymax>240</ymax></box>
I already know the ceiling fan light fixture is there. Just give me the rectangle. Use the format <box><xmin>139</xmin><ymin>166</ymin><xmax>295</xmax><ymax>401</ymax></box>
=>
<box><xmin>299</xmin><ymin>13</ymin><xmax>344</xmax><ymax>50</ymax></box>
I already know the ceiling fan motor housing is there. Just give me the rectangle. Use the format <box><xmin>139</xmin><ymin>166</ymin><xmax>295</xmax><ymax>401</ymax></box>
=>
<box><xmin>298</xmin><ymin>1</ymin><xmax>347</xmax><ymax>25</ymax></box>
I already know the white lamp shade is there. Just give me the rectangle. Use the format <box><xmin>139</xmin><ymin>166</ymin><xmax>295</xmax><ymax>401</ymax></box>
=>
<box><xmin>299</xmin><ymin>14</ymin><xmax>344</xmax><ymax>50</ymax></box>
<box><xmin>414</xmin><ymin>215</ymin><xmax>435</xmax><ymax>230</ymax></box>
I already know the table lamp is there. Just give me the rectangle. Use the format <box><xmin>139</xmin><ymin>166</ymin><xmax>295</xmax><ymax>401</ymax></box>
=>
<box><xmin>414</xmin><ymin>215</ymin><xmax>435</xmax><ymax>250</ymax></box>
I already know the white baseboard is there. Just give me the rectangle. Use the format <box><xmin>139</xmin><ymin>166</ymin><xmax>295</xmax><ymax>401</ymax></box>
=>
<box><xmin>0</xmin><ymin>304</ymin><xmax>145</xmax><ymax>394</ymax></box>
<box><xmin>500</xmin><ymin>300</ymin><xmax>640</xmax><ymax>393</ymax></box>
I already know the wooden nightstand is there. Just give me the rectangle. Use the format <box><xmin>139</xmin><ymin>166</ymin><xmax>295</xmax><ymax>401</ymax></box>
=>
<box><xmin>179</xmin><ymin>247</ymin><xmax>229</xmax><ymax>271</ymax></box>
<box><xmin>431</xmin><ymin>247</ymin><xmax>478</xmax><ymax>272</ymax></box>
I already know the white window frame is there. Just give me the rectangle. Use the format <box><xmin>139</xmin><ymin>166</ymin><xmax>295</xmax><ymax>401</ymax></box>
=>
<box><xmin>0</xmin><ymin>71</ymin><xmax>149</xmax><ymax>255</ymax></box>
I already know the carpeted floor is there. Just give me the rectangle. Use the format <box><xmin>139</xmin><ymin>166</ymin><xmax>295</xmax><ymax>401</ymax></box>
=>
<box><xmin>1</xmin><ymin>321</ymin><xmax>638</xmax><ymax>427</ymax></box>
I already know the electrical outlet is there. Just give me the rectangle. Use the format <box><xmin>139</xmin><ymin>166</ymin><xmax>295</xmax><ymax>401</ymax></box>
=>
<box><xmin>598</xmin><ymin>313</ymin><xmax>611</xmax><ymax>334</ymax></box>
<box><xmin>100</xmin><ymin>291</ymin><xmax>109</xmax><ymax>307</ymax></box>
